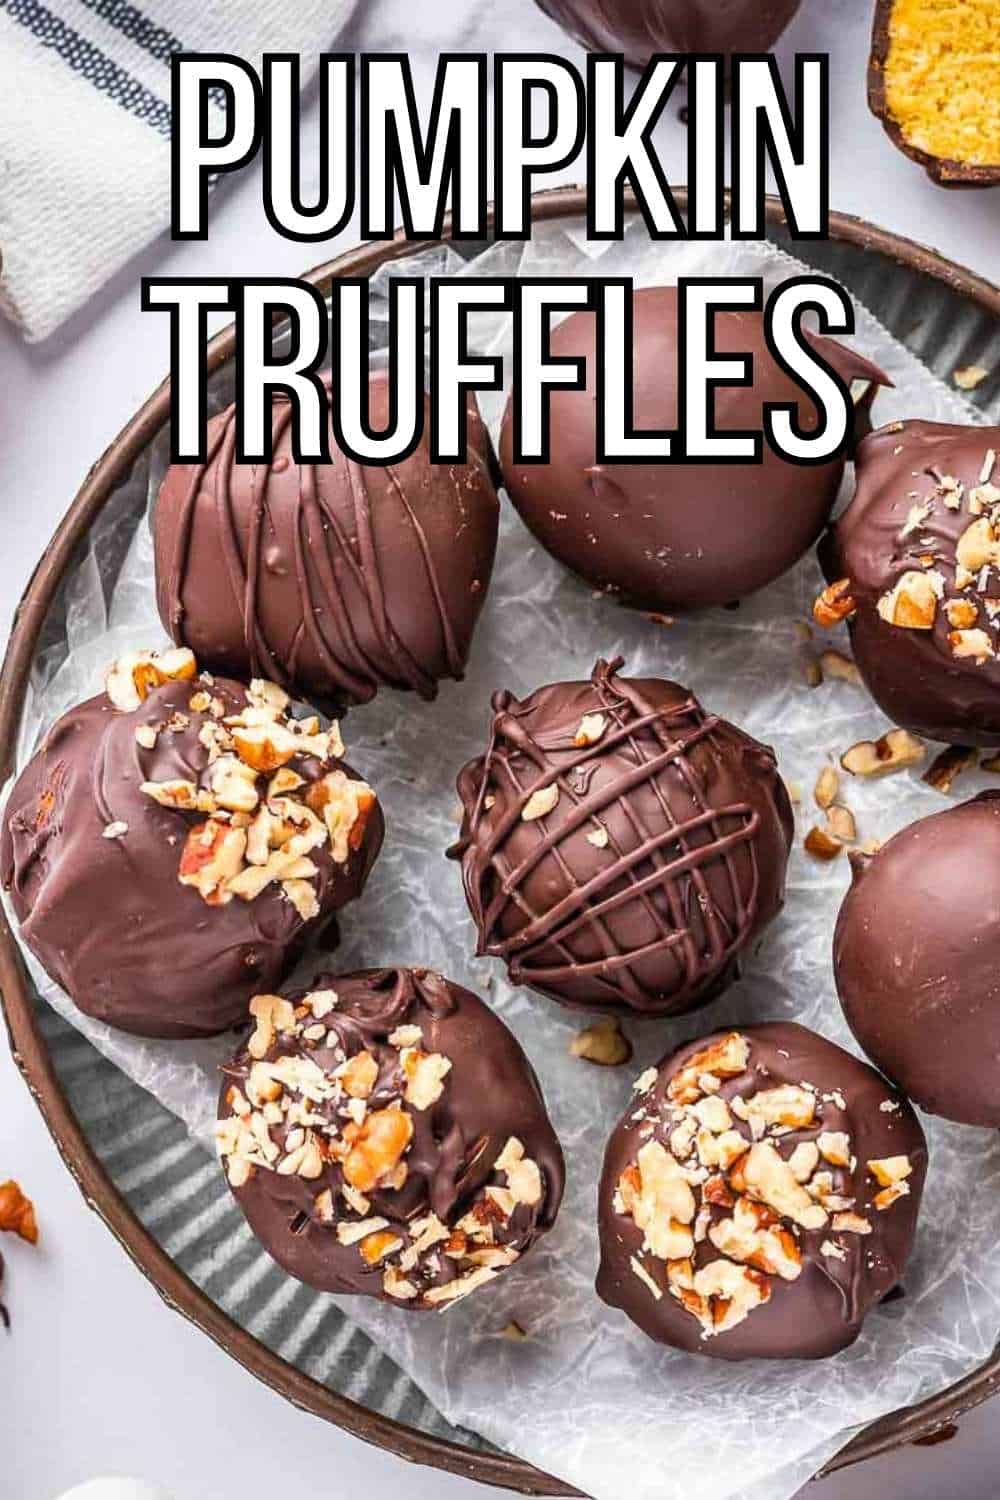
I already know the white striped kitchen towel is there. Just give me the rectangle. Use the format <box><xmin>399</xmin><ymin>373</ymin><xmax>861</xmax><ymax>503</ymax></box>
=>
<box><xmin>0</xmin><ymin>0</ymin><xmax>357</xmax><ymax>342</ymax></box>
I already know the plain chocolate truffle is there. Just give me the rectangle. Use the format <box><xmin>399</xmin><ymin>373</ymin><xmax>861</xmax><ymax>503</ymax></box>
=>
<box><xmin>155</xmin><ymin>375</ymin><xmax>500</xmax><ymax>709</ymax></box>
<box><xmin>216</xmin><ymin>967</ymin><xmax>565</xmax><ymax>1307</ymax></box>
<box><xmin>819</xmin><ymin>421</ymin><xmax>1000</xmax><ymax>745</ymax></box>
<box><xmin>835</xmin><ymin>793</ymin><xmax>1000</xmax><ymax>1126</ymax></box>
<box><xmin>597</xmin><ymin>1022</ymin><xmax>927</xmax><ymax>1360</ymax></box>
<box><xmin>451</xmin><ymin>657</ymin><xmax>793</xmax><ymax>1016</ymax></box>
<box><xmin>534</xmin><ymin>0</ymin><xmax>801</xmax><ymax>69</ymax></box>
<box><xmin>0</xmin><ymin>649</ymin><xmax>383</xmax><ymax>1038</ymax></box>
<box><xmin>500</xmin><ymin>286</ymin><xmax>886</xmax><ymax>613</ymax></box>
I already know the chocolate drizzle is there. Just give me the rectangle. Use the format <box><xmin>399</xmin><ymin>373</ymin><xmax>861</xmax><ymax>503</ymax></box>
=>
<box><xmin>451</xmin><ymin>659</ymin><xmax>793</xmax><ymax>1015</ymax></box>
<box><xmin>155</xmin><ymin>375</ymin><xmax>500</xmax><ymax>708</ymax></box>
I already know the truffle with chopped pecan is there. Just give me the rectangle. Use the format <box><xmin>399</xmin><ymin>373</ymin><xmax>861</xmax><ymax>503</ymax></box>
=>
<box><xmin>819</xmin><ymin>421</ymin><xmax>1000</xmax><ymax>744</ymax></box>
<box><xmin>154</xmin><ymin>375</ymin><xmax>500</xmax><ymax>709</ymax></box>
<box><xmin>596</xmin><ymin>1023</ymin><xmax>926</xmax><ymax>1359</ymax></box>
<box><xmin>499</xmin><ymin>286</ymin><xmax>886</xmax><ymax>613</ymax></box>
<box><xmin>215</xmin><ymin>968</ymin><xmax>564</xmax><ymax>1307</ymax></box>
<box><xmin>835</xmin><ymin>794</ymin><xmax>1000</xmax><ymax>1125</ymax></box>
<box><xmin>0</xmin><ymin>648</ymin><xmax>383</xmax><ymax>1038</ymax></box>
<box><xmin>450</xmin><ymin>658</ymin><xmax>793</xmax><ymax>1015</ymax></box>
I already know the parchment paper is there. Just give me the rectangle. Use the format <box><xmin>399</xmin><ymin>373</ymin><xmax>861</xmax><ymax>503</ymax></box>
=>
<box><xmin>8</xmin><ymin>220</ymin><xmax>1000</xmax><ymax>1500</ymax></box>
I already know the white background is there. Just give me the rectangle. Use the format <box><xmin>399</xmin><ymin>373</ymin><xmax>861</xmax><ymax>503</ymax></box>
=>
<box><xmin>2</xmin><ymin>2</ymin><xmax>999</xmax><ymax>1497</ymax></box>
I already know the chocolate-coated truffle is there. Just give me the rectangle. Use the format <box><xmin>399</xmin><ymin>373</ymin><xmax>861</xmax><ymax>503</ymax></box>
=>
<box><xmin>451</xmin><ymin>658</ymin><xmax>793</xmax><ymax>1016</ymax></box>
<box><xmin>534</xmin><ymin>0</ymin><xmax>801</xmax><ymax>69</ymax></box>
<box><xmin>819</xmin><ymin>421</ymin><xmax>1000</xmax><ymax>745</ymax></box>
<box><xmin>499</xmin><ymin>286</ymin><xmax>886</xmax><ymax>613</ymax></box>
<box><xmin>597</xmin><ymin>1023</ymin><xmax>927</xmax><ymax>1360</ymax></box>
<box><xmin>835</xmin><ymin>793</ymin><xmax>1000</xmax><ymax>1126</ymax></box>
<box><xmin>155</xmin><ymin>375</ymin><xmax>500</xmax><ymax>709</ymax></box>
<box><xmin>869</xmin><ymin>0</ymin><xmax>1000</xmax><ymax>190</ymax></box>
<box><xmin>1</xmin><ymin>649</ymin><xmax>383</xmax><ymax>1038</ymax></box>
<box><xmin>216</xmin><ymin>967</ymin><xmax>564</xmax><ymax>1307</ymax></box>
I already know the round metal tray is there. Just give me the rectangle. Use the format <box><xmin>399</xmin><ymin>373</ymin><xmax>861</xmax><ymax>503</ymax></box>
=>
<box><xmin>2</xmin><ymin>188</ymin><xmax>999</xmax><ymax>1496</ymax></box>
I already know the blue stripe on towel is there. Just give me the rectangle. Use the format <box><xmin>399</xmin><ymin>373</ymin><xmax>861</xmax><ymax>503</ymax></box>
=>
<box><xmin>76</xmin><ymin>0</ymin><xmax>230</xmax><ymax>115</ymax></box>
<box><xmin>77</xmin><ymin>0</ymin><xmax>181</xmax><ymax>64</ymax></box>
<box><xmin>0</xmin><ymin>0</ymin><xmax>172</xmax><ymax>134</ymax></box>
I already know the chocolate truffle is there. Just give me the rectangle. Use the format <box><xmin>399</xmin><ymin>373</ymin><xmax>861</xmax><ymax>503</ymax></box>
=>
<box><xmin>819</xmin><ymin>421</ymin><xmax>1000</xmax><ymax>745</ymax></box>
<box><xmin>534</xmin><ymin>0</ymin><xmax>801</xmax><ymax>68</ymax></box>
<box><xmin>154</xmin><ymin>374</ymin><xmax>500</xmax><ymax>709</ymax></box>
<box><xmin>835</xmin><ymin>793</ymin><xmax>1000</xmax><ymax>1126</ymax></box>
<box><xmin>215</xmin><ymin>967</ymin><xmax>564</xmax><ymax>1307</ymax></box>
<box><xmin>597</xmin><ymin>1023</ymin><xmax>927</xmax><ymax>1360</ymax></box>
<box><xmin>869</xmin><ymin>0</ymin><xmax>1000</xmax><ymax>189</ymax></box>
<box><xmin>451</xmin><ymin>658</ymin><xmax>793</xmax><ymax>1016</ymax></box>
<box><xmin>500</xmin><ymin>287</ymin><xmax>886</xmax><ymax>613</ymax></box>
<box><xmin>1</xmin><ymin>648</ymin><xmax>383</xmax><ymax>1038</ymax></box>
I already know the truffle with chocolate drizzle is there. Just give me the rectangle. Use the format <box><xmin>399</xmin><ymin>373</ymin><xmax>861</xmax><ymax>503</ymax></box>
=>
<box><xmin>1</xmin><ymin>648</ymin><xmax>383</xmax><ymax>1038</ymax></box>
<box><xmin>154</xmin><ymin>375</ymin><xmax>500</xmax><ymax>709</ymax></box>
<box><xmin>216</xmin><ymin>968</ymin><xmax>565</xmax><ymax>1308</ymax></box>
<box><xmin>597</xmin><ymin>1023</ymin><xmax>926</xmax><ymax>1360</ymax></box>
<box><xmin>818</xmin><ymin>421</ymin><xmax>1000</xmax><ymax>744</ymax></box>
<box><xmin>450</xmin><ymin>659</ymin><xmax>793</xmax><ymax>1016</ymax></box>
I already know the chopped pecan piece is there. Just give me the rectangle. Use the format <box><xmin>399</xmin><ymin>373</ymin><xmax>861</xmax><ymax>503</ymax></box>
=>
<box><xmin>825</xmin><ymin>805</ymin><xmax>857</xmax><ymax>844</ymax></box>
<box><xmin>343</xmin><ymin>1105</ymin><xmax>414</xmax><ymax>1193</ymax></box>
<box><xmin>949</xmin><ymin>628</ymin><xmax>995</xmax><ymax>662</ymax></box>
<box><xmin>402</xmin><ymin>1049</ymin><xmax>452</xmax><ymax>1110</ymax></box>
<box><xmin>813</xmin><ymin>578</ymin><xmax>855</xmax><ymax>628</ymax></box>
<box><xmin>804</xmin><ymin>825</ymin><xmax>843</xmax><ymax>861</ymax></box>
<box><xmin>876</xmin><ymin>569</ymin><xmax>942</xmax><ymax>629</ymax></box>
<box><xmin>840</xmin><ymin>729</ymin><xmax>925</xmax><ymax>778</ymax></box>
<box><xmin>178</xmin><ymin>819</ymin><xmax>247</xmax><ymax>903</ymax></box>
<box><xmin>569</xmin><ymin>1016</ymin><xmax>632</xmax><ymax>1067</ymax></box>
<box><xmin>668</xmin><ymin>1032</ymin><xmax>749</xmax><ymax>1104</ymax></box>
<box><xmin>923</xmin><ymin>745</ymin><xmax>977</xmax><ymax>794</ymax></box>
<box><xmin>521</xmin><ymin>784</ymin><xmax>560</xmax><ymax>821</ymax></box>
<box><xmin>573</xmin><ymin>713</ymin><xmax>607</xmax><ymax>747</ymax></box>
<box><xmin>867</xmin><ymin>1155</ymin><xmax>912</xmax><ymax>1188</ymax></box>
<box><xmin>814</xmin><ymin>765</ymin><xmax>840</xmax><ymax>810</ymax></box>
<box><xmin>105</xmin><ymin>647</ymin><xmax>197</xmax><ymax>711</ymax></box>
<box><xmin>0</xmin><ymin>1182</ymin><xmax>38</xmax><ymax>1245</ymax></box>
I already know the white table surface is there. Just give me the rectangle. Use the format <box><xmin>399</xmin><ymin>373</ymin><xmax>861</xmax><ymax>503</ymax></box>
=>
<box><xmin>3</xmin><ymin>3</ymin><xmax>998</xmax><ymax>1498</ymax></box>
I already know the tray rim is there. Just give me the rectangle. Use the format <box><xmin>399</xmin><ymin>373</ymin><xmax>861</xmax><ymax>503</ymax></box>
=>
<box><xmin>3</xmin><ymin>184</ymin><xmax>1000</xmax><ymax>1498</ymax></box>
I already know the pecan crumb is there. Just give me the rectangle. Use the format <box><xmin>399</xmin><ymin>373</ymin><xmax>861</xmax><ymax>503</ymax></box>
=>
<box><xmin>804</xmin><ymin>826</ymin><xmax>843</xmax><ymax>861</ymax></box>
<box><xmin>953</xmin><ymin>365</ymin><xmax>989</xmax><ymax>391</ymax></box>
<box><xmin>825</xmin><ymin>804</ymin><xmax>857</xmax><ymax>845</ymax></box>
<box><xmin>813</xmin><ymin>578</ymin><xmax>855</xmax><ymax>629</ymax></box>
<box><xmin>923</xmin><ymin>745</ymin><xmax>978</xmax><ymax>795</ymax></box>
<box><xmin>0</xmin><ymin>1181</ymin><xmax>37</xmax><ymax>1245</ymax></box>
<box><xmin>0</xmin><ymin>1180</ymin><xmax>39</xmax><ymax>1332</ymax></box>
<box><xmin>570</xmin><ymin>1017</ymin><xmax>632</xmax><ymax>1067</ymax></box>
<box><xmin>841</xmin><ymin>729</ymin><xmax>925</xmax><ymax>778</ymax></box>
<box><xmin>814</xmin><ymin>765</ymin><xmax>840</xmax><ymax>810</ymax></box>
<box><xmin>819</xmin><ymin>649</ymin><xmax>862</xmax><ymax>685</ymax></box>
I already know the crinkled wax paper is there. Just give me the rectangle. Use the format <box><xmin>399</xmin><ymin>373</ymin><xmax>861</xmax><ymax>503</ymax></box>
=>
<box><xmin>7</xmin><ymin>221</ymin><xmax>1000</xmax><ymax>1500</ymax></box>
